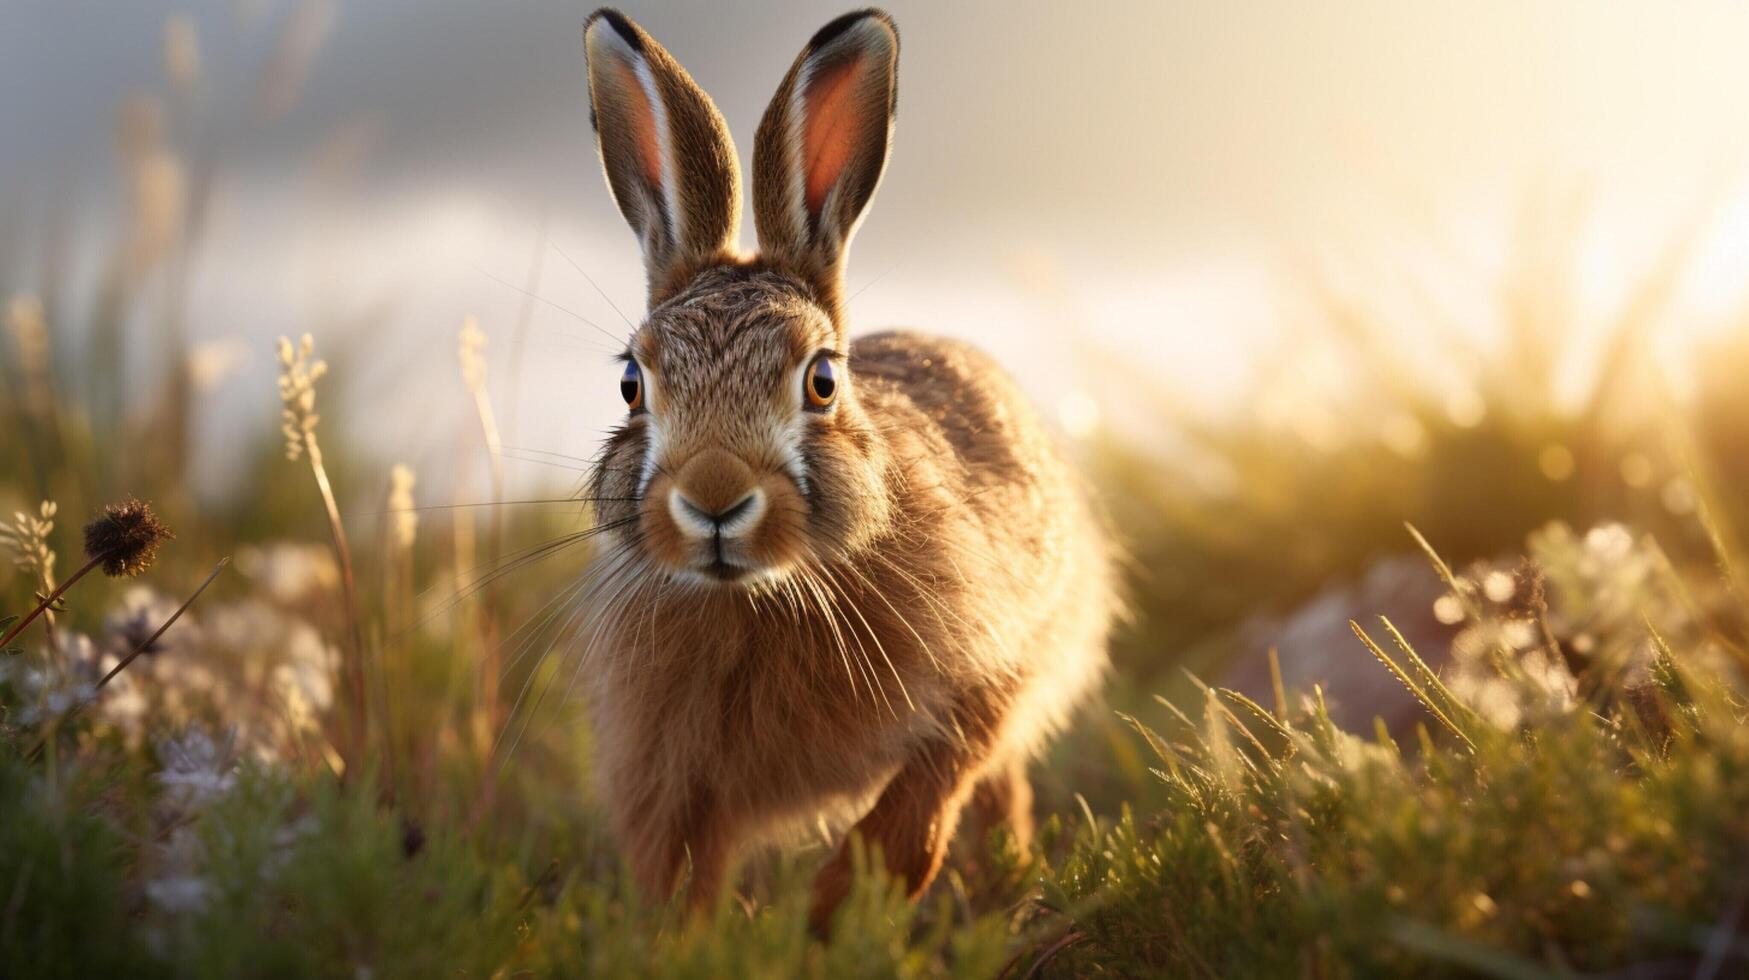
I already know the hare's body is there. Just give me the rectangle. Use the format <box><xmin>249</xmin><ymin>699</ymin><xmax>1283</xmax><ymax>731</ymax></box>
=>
<box><xmin>575</xmin><ymin>10</ymin><xmax>1117</xmax><ymax>930</ymax></box>
<box><xmin>589</xmin><ymin>324</ymin><xmax>1112</xmax><ymax>912</ymax></box>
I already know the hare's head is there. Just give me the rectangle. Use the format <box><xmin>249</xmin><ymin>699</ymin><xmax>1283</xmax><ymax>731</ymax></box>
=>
<box><xmin>582</xmin><ymin>8</ymin><xmax>900</xmax><ymax>586</ymax></box>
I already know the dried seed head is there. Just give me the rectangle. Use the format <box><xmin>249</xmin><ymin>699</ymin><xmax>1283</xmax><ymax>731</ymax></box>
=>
<box><xmin>0</xmin><ymin>499</ymin><xmax>58</xmax><ymax>589</ymax></box>
<box><xmin>84</xmin><ymin>498</ymin><xmax>173</xmax><ymax>578</ymax></box>
<box><xmin>277</xmin><ymin>333</ymin><xmax>327</xmax><ymax>461</ymax></box>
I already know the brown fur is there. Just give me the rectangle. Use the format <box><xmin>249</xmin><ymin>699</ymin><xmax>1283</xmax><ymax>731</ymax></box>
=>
<box><xmin>579</xmin><ymin>9</ymin><xmax>1117</xmax><ymax>933</ymax></box>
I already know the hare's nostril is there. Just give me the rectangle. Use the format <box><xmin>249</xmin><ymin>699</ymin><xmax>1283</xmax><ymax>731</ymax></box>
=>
<box><xmin>668</xmin><ymin>488</ymin><xmax>764</xmax><ymax>540</ymax></box>
<box><xmin>713</xmin><ymin>492</ymin><xmax>757</xmax><ymax>526</ymax></box>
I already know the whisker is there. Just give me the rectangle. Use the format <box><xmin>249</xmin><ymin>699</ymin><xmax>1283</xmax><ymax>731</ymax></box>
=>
<box><xmin>848</xmin><ymin>256</ymin><xmax>906</xmax><ymax>302</ymax></box>
<box><xmin>552</xmin><ymin>242</ymin><xmax>637</xmax><ymax>331</ymax></box>
<box><xmin>798</xmin><ymin>563</ymin><xmax>875</xmax><ymax>710</ymax></box>
<box><xmin>367</xmin><ymin>496</ymin><xmax>630</xmax><ymax>515</ymax></box>
<box><xmin>491</xmin><ymin>540</ymin><xmax>645</xmax><ymax>765</ymax></box>
<box><xmin>498</xmin><ymin>444</ymin><xmax>601</xmax><ymax>465</ymax></box>
<box><xmin>817</xmin><ymin>561</ymin><xmax>908</xmax><ymax>715</ymax></box>
<box><xmin>473</xmin><ymin>262</ymin><xmax>624</xmax><ymax>347</ymax></box>
<box><xmin>859</xmin><ymin>554</ymin><xmax>954</xmax><ymax>672</ymax></box>
<box><xmin>399</xmin><ymin>518</ymin><xmax>635</xmax><ymax>638</ymax></box>
<box><xmin>493</xmin><ymin>450</ymin><xmax>592</xmax><ymax>472</ymax></box>
<box><xmin>829</xmin><ymin>559</ymin><xmax>925</xmax><ymax>702</ymax></box>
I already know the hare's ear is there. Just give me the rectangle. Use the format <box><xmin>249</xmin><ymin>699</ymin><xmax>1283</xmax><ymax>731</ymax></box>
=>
<box><xmin>585</xmin><ymin>9</ymin><xmax>740</xmax><ymax>306</ymax></box>
<box><xmin>752</xmin><ymin>10</ymin><xmax>898</xmax><ymax>316</ymax></box>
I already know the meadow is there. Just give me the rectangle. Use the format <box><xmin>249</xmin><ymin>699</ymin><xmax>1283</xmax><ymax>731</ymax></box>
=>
<box><xmin>5</xmin><ymin>12</ymin><xmax>1749</xmax><ymax>980</ymax></box>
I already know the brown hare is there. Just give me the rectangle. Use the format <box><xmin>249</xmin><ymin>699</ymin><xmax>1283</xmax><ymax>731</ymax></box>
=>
<box><xmin>577</xmin><ymin>6</ymin><xmax>1117</xmax><ymax>933</ymax></box>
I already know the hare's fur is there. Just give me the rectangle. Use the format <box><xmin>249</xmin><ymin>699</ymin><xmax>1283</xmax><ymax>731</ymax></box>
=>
<box><xmin>578</xmin><ymin>9</ymin><xmax>1118</xmax><ymax>930</ymax></box>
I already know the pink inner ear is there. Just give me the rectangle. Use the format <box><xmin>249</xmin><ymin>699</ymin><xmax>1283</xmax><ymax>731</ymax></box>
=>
<box><xmin>610</xmin><ymin>55</ymin><xmax>664</xmax><ymax>193</ymax></box>
<box><xmin>802</xmin><ymin>54</ymin><xmax>866</xmax><ymax>217</ymax></box>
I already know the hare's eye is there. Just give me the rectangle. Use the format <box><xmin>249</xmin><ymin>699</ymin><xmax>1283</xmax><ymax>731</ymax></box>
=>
<box><xmin>620</xmin><ymin>360</ymin><xmax>643</xmax><ymax>411</ymax></box>
<box><xmin>805</xmin><ymin>354</ymin><xmax>837</xmax><ymax>409</ymax></box>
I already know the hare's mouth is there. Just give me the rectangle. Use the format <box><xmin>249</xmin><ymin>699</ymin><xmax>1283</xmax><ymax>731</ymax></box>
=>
<box><xmin>684</xmin><ymin>555</ymin><xmax>787</xmax><ymax>589</ymax></box>
<box><xmin>700</xmin><ymin>558</ymin><xmax>746</xmax><ymax>582</ymax></box>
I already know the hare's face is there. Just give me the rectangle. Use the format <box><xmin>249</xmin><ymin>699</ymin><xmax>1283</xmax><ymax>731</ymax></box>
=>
<box><xmin>589</xmin><ymin>266</ymin><xmax>888</xmax><ymax>587</ymax></box>
<box><xmin>581</xmin><ymin>8</ymin><xmax>901</xmax><ymax>585</ymax></box>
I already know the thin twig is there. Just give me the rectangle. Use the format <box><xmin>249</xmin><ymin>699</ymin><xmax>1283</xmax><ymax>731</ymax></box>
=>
<box><xmin>96</xmin><ymin>557</ymin><xmax>230</xmax><ymax>690</ymax></box>
<box><xmin>0</xmin><ymin>554</ymin><xmax>101</xmax><ymax>649</ymax></box>
<box><xmin>27</xmin><ymin>558</ymin><xmax>230</xmax><ymax>763</ymax></box>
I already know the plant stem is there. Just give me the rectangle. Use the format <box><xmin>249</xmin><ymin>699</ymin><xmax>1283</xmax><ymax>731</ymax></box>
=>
<box><xmin>0</xmin><ymin>552</ymin><xmax>102</xmax><ymax>649</ymax></box>
<box><xmin>470</xmin><ymin>379</ymin><xmax>505</xmax><ymax>734</ymax></box>
<box><xmin>302</xmin><ymin>431</ymin><xmax>384</xmax><ymax>786</ymax></box>
<box><xmin>28</xmin><ymin>557</ymin><xmax>230</xmax><ymax>763</ymax></box>
<box><xmin>96</xmin><ymin>557</ymin><xmax>229</xmax><ymax>690</ymax></box>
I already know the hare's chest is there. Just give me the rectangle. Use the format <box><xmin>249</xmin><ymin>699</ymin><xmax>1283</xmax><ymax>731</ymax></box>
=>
<box><xmin>613</xmin><ymin>618</ymin><xmax>940</xmax><ymax>813</ymax></box>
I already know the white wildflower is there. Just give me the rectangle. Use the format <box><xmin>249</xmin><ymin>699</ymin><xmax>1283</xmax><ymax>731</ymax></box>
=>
<box><xmin>145</xmin><ymin>875</ymin><xmax>211</xmax><ymax>915</ymax></box>
<box><xmin>104</xmin><ymin>586</ymin><xmax>197</xmax><ymax>659</ymax></box>
<box><xmin>1482</xmin><ymin>570</ymin><xmax>1516</xmax><ymax>603</ymax></box>
<box><xmin>155</xmin><ymin>725</ymin><xmax>239</xmax><ymax>812</ymax></box>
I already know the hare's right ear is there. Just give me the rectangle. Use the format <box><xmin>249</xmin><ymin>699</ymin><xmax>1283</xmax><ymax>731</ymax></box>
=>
<box><xmin>752</xmin><ymin>10</ymin><xmax>898</xmax><ymax>321</ymax></box>
<box><xmin>584</xmin><ymin>9</ymin><xmax>740</xmax><ymax>306</ymax></box>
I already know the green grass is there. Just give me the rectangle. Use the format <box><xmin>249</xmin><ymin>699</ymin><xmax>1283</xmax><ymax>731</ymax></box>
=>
<box><xmin>4</xmin><ymin>514</ymin><xmax>1746</xmax><ymax>977</ymax></box>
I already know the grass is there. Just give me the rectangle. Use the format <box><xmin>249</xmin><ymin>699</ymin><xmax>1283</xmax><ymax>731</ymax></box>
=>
<box><xmin>4</xmin><ymin>11</ymin><xmax>1749</xmax><ymax>977</ymax></box>
<box><xmin>3</xmin><ymin>512</ymin><xmax>1746</xmax><ymax>977</ymax></box>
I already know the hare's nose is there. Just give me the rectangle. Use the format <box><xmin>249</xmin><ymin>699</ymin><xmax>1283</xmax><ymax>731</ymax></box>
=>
<box><xmin>669</xmin><ymin>488</ymin><xmax>764</xmax><ymax>539</ymax></box>
<box><xmin>667</xmin><ymin>449</ymin><xmax>765</xmax><ymax>540</ymax></box>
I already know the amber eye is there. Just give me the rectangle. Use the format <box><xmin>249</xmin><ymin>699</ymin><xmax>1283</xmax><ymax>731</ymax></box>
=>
<box><xmin>805</xmin><ymin>354</ymin><xmax>838</xmax><ymax>409</ymax></box>
<box><xmin>620</xmin><ymin>360</ymin><xmax>643</xmax><ymax>411</ymax></box>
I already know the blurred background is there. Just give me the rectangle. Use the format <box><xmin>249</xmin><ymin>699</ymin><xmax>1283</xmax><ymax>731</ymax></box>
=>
<box><xmin>8</xmin><ymin>0</ymin><xmax>1749</xmax><ymax>834</ymax></box>
<box><xmin>10</xmin><ymin>1</ymin><xmax>1749</xmax><ymax>486</ymax></box>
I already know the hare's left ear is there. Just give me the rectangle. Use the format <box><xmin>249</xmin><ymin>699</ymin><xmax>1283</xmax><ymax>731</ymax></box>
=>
<box><xmin>585</xmin><ymin>9</ymin><xmax>741</xmax><ymax>306</ymax></box>
<box><xmin>752</xmin><ymin>10</ymin><xmax>898</xmax><ymax>319</ymax></box>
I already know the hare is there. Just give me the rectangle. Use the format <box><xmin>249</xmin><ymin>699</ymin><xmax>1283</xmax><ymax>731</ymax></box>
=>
<box><xmin>577</xmin><ymin>7</ymin><xmax>1117</xmax><ymax>932</ymax></box>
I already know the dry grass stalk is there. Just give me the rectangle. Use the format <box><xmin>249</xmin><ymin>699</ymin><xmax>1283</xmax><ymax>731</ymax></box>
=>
<box><xmin>277</xmin><ymin>333</ymin><xmax>375</xmax><ymax>780</ymax></box>
<box><xmin>459</xmin><ymin>316</ymin><xmax>505</xmax><ymax>733</ymax></box>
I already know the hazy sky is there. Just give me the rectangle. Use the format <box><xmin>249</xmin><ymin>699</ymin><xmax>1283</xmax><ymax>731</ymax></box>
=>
<box><xmin>6</xmin><ymin>1</ymin><xmax>1749</xmax><ymax>492</ymax></box>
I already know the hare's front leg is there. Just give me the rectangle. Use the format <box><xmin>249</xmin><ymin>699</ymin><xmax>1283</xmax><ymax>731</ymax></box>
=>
<box><xmin>807</xmin><ymin>697</ymin><xmax>1007</xmax><ymax>935</ymax></box>
<box><xmin>615</xmin><ymin>785</ymin><xmax>734</xmax><ymax>915</ymax></box>
<box><xmin>968</xmin><ymin>755</ymin><xmax>1035</xmax><ymax>853</ymax></box>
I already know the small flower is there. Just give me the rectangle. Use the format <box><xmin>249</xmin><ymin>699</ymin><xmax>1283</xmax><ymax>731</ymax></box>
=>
<box><xmin>105</xmin><ymin>586</ymin><xmax>194</xmax><ymax>658</ymax></box>
<box><xmin>1582</xmin><ymin>523</ymin><xmax>1634</xmax><ymax>566</ymax></box>
<box><xmin>1482</xmin><ymin>570</ymin><xmax>1516</xmax><ymax>603</ymax></box>
<box><xmin>1501</xmin><ymin>619</ymin><xmax>1538</xmax><ymax>651</ymax></box>
<box><xmin>145</xmin><ymin>875</ymin><xmax>210</xmax><ymax>915</ymax></box>
<box><xmin>156</xmin><ymin>725</ymin><xmax>239</xmax><ymax>812</ymax></box>
<box><xmin>83</xmin><ymin>497</ymin><xmax>173</xmax><ymax>578</ymax></box>
<box><xmin>236</xmin><ymin>542</ymin><xmax>339</xmax><ymax>604</ymax></box>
